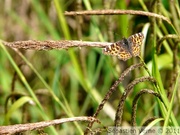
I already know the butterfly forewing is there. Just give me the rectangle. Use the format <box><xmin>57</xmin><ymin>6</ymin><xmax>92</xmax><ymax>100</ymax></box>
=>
<box><xmin>103</xmin><ymin>43</ymin><xmax>121</xmax><ymax>56</ymax></box>
<box><xmin>128</xmin><ymin>33</ymin><xmax>144</xmax><ymax>56</ymax></box>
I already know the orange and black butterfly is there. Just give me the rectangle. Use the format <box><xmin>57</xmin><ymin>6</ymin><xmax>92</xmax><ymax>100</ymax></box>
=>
<box><xmin>103</xmin><ymin>33</ymin><xmax>144</xmax><ymax>61</ymax></box>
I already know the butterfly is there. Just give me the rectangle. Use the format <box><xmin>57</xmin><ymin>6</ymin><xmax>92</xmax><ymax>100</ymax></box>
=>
<box><xmin>102</xmin><ymin>33</ymin><xmax>144</xmax><ymax>61</ymax></box>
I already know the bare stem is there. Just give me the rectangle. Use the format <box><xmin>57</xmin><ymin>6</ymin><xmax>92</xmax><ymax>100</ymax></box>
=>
<box><xmin>65</xmin><ymin>10</ymin><xmax>171</xmax><ymax>24</ymax></box>
<box><xmin>2</xmin><ymin>40</ymin><xmax>112</xmax><ymax>50</ymax></box>
<box><xmin>0</xmin><ymin>117</ymin><xmax>99</xmax><ymax>134</ymax></box>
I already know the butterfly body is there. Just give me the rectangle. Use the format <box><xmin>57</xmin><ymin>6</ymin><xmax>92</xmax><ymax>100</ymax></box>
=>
<box><xmin>103</xmin><ymin>33</ymin><xmax>144</xmax><ymax>61</ymax></box>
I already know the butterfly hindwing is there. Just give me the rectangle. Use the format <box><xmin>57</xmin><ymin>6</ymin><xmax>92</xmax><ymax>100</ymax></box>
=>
<box><xmin>116</xmin><ymin>40</ymin><xmax>132</xmax><ymax>61</ymax></box>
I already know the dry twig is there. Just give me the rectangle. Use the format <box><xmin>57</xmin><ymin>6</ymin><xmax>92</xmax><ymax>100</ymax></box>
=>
<box><xmin>114</xmin><ymin>76</ymin><xmax>156</xmax><ymax>127</ymax></box>
<box><xmin>84</xmin><ymin>63</ymin><xmax>144</xmax><ymax>134</ymax></box>
<box><xmin>131</xmin><ymin>89</ymin><xmax>162</xmax><ymax>126</ymax></box>
<box><xmin>65</xmin><ymin>10</ymin><xmax>171</xmax><ymax>24</ymax></box>
<box><xmin>2</xmin><ymin>40</ymin><xmax>111</xmax><ymax>50</ymax></box>
<box><xmin>0</xmin><ymin>116</ymin><xmax>99</xmax><ymax>134</ymax></box>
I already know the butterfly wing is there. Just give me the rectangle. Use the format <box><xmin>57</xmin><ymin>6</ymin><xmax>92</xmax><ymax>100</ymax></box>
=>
<box><xmin>103</xmin><ymin>32</ymin><xmax>144</xmax><ymax>61</ymax></box>
<box><xmin>103</xmin><ymin>41</ymin><xmax>132</xmax><ymax>61</ymax></box>
<box><xmin>102</xmin><ymin>43</ymin><xmax>121</xmax><ymax>56</ymax></box>
<box><xmin>127</xmin><ymin>33</ymin><xmax>144</xmax><ymax>57</ymax></box>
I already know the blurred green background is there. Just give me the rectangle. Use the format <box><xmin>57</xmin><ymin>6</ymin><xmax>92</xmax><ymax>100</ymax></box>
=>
<box><xmin>0</xmin><ymin>0</ymin><xmax>180</xmax><ymax>134</ymax></box>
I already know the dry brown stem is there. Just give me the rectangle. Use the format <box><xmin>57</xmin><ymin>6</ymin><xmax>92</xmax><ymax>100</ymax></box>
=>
<box><xmin>0</xmin><ymin>116</ymin><xmax>99</xmax><ymax>134</ymax></box>
<box><xmin>65</xmin><ymin>10</ymin><xmax>171</xmax><ymax>24</ymax></box>
<box><xmin>2</xmin><ymin>40</ymin><xmax>111</xmax><ymax>50</ymax></box>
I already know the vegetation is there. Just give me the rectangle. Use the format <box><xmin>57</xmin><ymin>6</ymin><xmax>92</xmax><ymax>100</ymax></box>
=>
<box><xmin>0</xmin><ymin>0</ymin><xmax>180</xmax><ymax>134</ymax></box>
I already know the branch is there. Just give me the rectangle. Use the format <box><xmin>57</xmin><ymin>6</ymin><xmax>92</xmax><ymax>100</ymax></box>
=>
<box><xmin>0</xmin><ymin>116</ymin><xmax>99</xmax><ymax>134</ymax></box>
<box><xmin>2</xmin><ymin>40</ymin><xmax>111</xmax><ymax>50</ymax></box>
<box><xmin>65</xmin><ymin>10</ymin><xmax>171</xmax><ymax>24</ymax></box>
